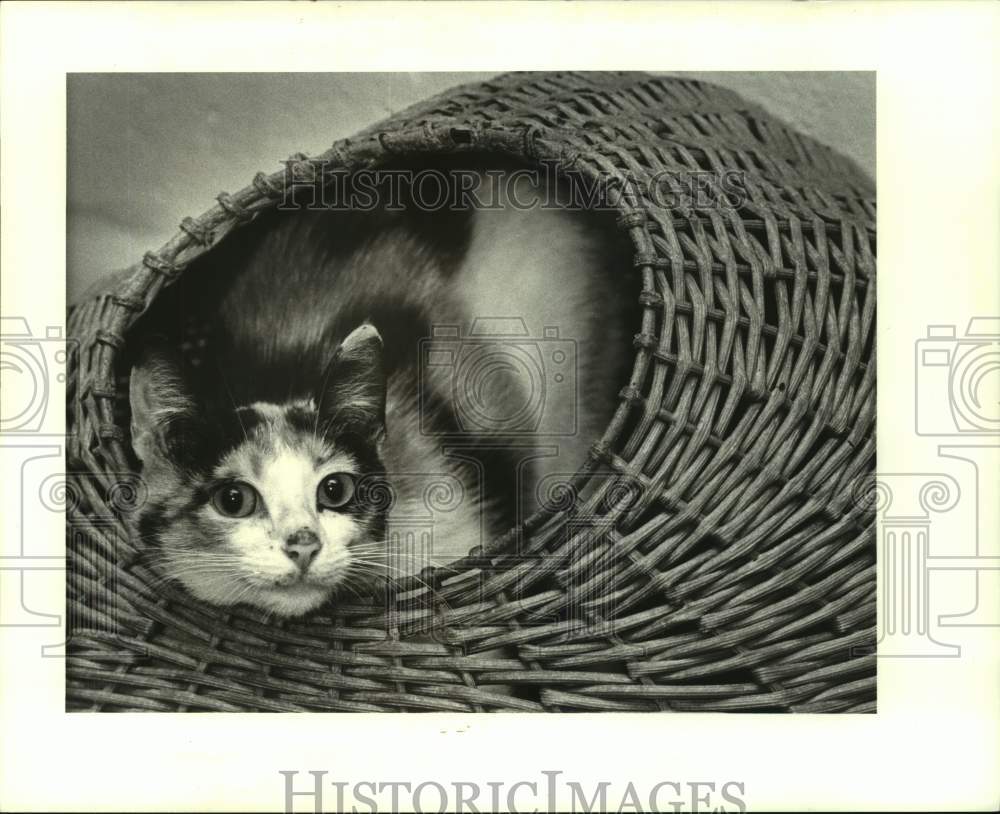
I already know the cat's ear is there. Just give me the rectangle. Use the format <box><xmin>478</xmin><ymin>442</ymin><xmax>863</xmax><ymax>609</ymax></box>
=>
<box><xmin>129</xmin><ymin>343</ymin><xmax>199</xmax><ymax>467</ymax></box>
<box><xmin>315</xmin><ymin>323</ymin><xmax>386</xmax><ymax>441</ymax></box>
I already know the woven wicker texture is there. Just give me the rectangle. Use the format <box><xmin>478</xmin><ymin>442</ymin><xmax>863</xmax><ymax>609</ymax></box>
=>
<box><xmin>66</xmin><ymin>71</ymin><xmax>876</xmax><ymax>712</ymax></box>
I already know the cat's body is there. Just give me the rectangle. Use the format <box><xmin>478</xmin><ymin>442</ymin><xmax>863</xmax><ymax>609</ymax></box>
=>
<box><xmin>131</xmin><ymin>166</ymin><xmax>629</xmax><ymax>616</ymax></box>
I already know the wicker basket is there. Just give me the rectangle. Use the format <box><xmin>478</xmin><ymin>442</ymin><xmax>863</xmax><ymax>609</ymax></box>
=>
<box><xmin>66</xmin><ymin>71</ymin><xmax>876</xmax><ymax>712</ymax></box>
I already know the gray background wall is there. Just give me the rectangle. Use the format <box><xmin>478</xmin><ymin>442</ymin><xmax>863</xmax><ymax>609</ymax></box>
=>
<box><xmin>67</xmin><ymin>72</ymin><xmax>875</xmax><ymax>302</ymax></box>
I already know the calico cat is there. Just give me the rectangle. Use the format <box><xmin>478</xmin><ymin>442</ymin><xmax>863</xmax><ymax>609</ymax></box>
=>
<box><xmin>130</xmin><ymin>164</ymin><xmax>630</xmax><ymax>617</ymax></box>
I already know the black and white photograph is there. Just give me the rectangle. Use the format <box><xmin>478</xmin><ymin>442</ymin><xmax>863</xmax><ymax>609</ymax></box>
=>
<box><xmin>1</xmin><ymin>3</ymin><xmax>997</xmax><ymax>813</ymax></box>
<box><xmin>64</xmin><ymin>70</ymin><xmax>877</xmax><ymax>714</ymax></box>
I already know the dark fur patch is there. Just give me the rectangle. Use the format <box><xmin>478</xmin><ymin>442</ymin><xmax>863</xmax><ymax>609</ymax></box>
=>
<box><xmin>234</xmin><ymin>405</ymin><xmax>266</xmax><ymax>436</ymax></box>
<box><xmin>284</xmin><ymin>404</ymin><xmax>315</xmax><ymax>436</ymax></box>
<box><xmin>159</xmin><ymin>409</ymin><xmax>250</xmax><ymax>479</ymax></box>
<box><xmin>137</xmin><ymin>500</ymin><xmax>168</xmax><ymax>548</ymax></box>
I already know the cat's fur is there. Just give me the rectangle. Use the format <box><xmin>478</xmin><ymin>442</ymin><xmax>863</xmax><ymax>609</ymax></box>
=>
<box><xmin>130</xmin><ymin>164</ymin><xmax>630</xmax><ymax>617</ymax></box>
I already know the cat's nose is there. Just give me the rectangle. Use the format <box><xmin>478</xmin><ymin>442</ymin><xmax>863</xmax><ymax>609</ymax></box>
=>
<box><xmin>283</xmin><ymin>528</ymin><xmax>322</xmax><ymax>571</ymax></box>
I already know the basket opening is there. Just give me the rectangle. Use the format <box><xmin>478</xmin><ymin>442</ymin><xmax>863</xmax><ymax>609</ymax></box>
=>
<box><xmin>122</xmin><ymin>153</ymin><xmax>643</xmax><ymax>583</ymax></box>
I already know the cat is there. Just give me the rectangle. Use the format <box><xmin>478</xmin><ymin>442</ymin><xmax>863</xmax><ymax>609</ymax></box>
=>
<box><xmin>129</xmin><ymin>161</ymin><xmax>631</xmax><ymax>617</ymax></box>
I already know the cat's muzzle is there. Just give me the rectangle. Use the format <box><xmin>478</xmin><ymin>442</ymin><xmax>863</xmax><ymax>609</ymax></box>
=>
<box><xmin>283</xmin><ymin>528</ymin><xmax>322</xmax><ymax>571</ymax></box>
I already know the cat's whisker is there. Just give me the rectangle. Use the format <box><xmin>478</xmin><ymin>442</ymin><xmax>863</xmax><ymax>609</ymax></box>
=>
<box><xmin>347</xmin><ymin>561</ymin><xmax>442</xmax><ymax>600</ymax></box>
<box><xmin>217</xmin><ymin>366</ymin><xmax>250</xmax><ymax>445</ymax></box>
<box><xmin>337</xmin><ymin>576</ymin><xmax>367</xmax><ymax>603</ymax></box>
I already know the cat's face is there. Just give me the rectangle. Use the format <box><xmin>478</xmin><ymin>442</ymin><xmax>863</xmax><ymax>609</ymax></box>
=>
<box><xmin>130</xmin><ymin>324</ymin><xmax>389</xmax><ymax>617</ymax></box>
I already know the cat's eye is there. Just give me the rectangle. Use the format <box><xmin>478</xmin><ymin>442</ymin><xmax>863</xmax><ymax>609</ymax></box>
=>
<box><xmin>317</xmin><ymin>473</ymin><xmax>356</xmax><ymax>510</ymax></box>
<box><xmin>211</xmin><ymin>481</ymin><xmax>259</xmax><ymax>518</ymax></box>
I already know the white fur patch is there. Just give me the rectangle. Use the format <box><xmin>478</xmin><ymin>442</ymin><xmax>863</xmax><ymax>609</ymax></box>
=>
<box><xmin>178</xmin><ymin>414</ymin><xmax>365</xmax><ymax>616</ymax></box>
